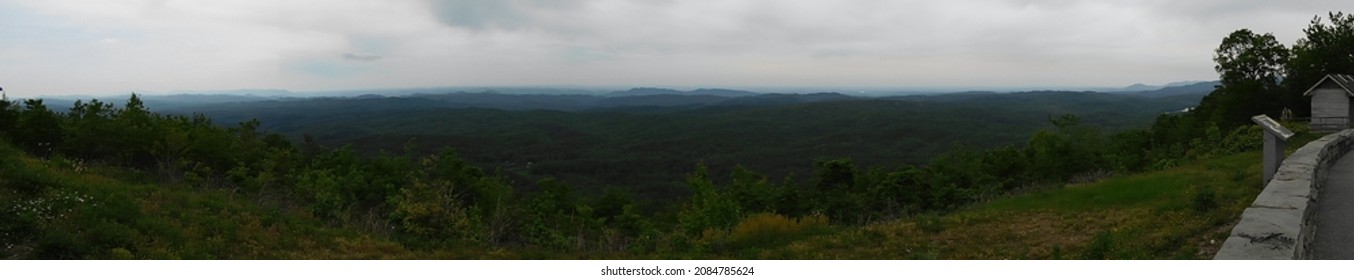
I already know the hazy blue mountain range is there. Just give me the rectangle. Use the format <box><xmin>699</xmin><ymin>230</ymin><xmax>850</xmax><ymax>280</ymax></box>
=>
<box><xmin>138</xmin><ymin>81</ymin><xmax>1211</xmax><ymax>113</ymax></box>
<box><xmin>24</xmin><ymin>81</ymin><xmax>1216</xmax><ymax>112</ymax></box>
<box><xmin>1102</xmin><ymin>81</ymin><xmax>1220</xmax><ymax>93</ymax></box>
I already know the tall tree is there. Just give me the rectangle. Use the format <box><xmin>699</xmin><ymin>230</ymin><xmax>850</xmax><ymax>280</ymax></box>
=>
<box><xmin>114</xmin><ymin>94</ymin><xmax>160</xmax><ymax>166</ymax></box>
<box><xmin>1215</xmin><ymin>29</ymin><xmax>1289</xmax><ymax>87</ymax></box>
<box><xmin>1286</xmin><ymin>12</ymin><xmax>1354</xmax><ymax>117</ymax></box>
<box><xmin>62</xmin><ymin>99</ymin><xmax>116</xmax><ymax>160</ymax></box>
<box><xmin>0</xmin><ymin>97</ymin><xmax>17</xmax><ymax>141</ymax></box>
<box><xmin>15</xmin><ymin>99</ymin><xmax>63</xmax><ymax>156</ymax></box>
<box><xmin>1206</xmin><ymin>29</ymin><xmax>1289</xmax><ymax>127</ymax></box>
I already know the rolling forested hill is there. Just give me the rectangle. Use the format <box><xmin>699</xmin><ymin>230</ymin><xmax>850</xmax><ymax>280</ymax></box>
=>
<box><xmin>156</xmin><ymin>87</ymin><xmax>1208</xmax><ymax>200</ymax></box>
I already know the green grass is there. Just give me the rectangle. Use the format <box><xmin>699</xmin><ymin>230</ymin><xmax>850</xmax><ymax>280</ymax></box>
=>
<box><xmin>747</xmin><ymin>151</ymin><xmax>1266</xmax><ymax>259</ymax></box>
<box><xmin>0</xmin><ymin>144</ymin><xmax>416</xmax><ymax>259</ymax></box>
<box><xmin>983</xmin><ymin>153</ymin><xmax>1258</xmax><ymax>213</ymax></box>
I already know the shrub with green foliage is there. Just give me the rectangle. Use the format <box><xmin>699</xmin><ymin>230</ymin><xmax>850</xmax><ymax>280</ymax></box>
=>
<box><xmin>1192</xmin><ymin>188</ymin><xmax>1219</xmax><ymax>213</ymax></box>
<box><xmin>518</xmin><ymin>178</ymin><xmax>580</xmax><ymax>250</ymax></box>
<box><xmin>387</xmin><ymin>151</ymin><xmax>502</xmax><ymax>246</ymax></box>
<box><xmin>678</xmin><ymin>164</ymin><xmax>741</xmax><ymax>235</ymax></box>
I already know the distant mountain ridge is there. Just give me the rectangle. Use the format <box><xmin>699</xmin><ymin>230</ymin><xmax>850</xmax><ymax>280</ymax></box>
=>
<box><xmin>1121</xmin><ymin>83</ymin><xmax>1159</xmax><ymax>92</ymax></box>
<box><xmin>1113</xmin><ymin>81</ymin><xmax>1220</xmax><ymax>98</ymax></box>
<box><xmin>1105</xmin><ymin>81</ymin><xmax>1219</xmax><ymax>94</ymax></box>
<box><xmin>166</xmin><ymin>91</ymin><xmax>855</xmax><ymax>115</ymax></box>
<box><xmin>32</xmin><ymin>82</ymin><xmax>1217</xmax><ymax>114</ymax></box>
<box><xmin>606</xmin><ymin>87</ymin><xmax>760</xmax><ymax>97</ymax></box>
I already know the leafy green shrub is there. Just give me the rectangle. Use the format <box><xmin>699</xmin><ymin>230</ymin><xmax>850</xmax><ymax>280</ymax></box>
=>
<box><xmin>389</xmin><ymin>179</ymin><xmax>481</xmax><ymax>246</ymax></box>
<box><xmin>296</xmin><ymin>169</ymin><xmax>349</xmax><ymax>221</ymax></box>
<box><xmin>1217</xmin><ymin>125</ymin><xmax>1262</xmax><ymax>155</ymax></box>
<box><xmin>1192</xmin><ymin>188</ymin><xmax>1218</xmax><ymax>213</ymax></box>
<box><xmin>518</xmin><ymin>179</ymin><xmax>580</xmax><ymax>250</ymax></box>
<box><xmin>677</xmin><ymin>165</ymin><xmax>741</xmax><ymax>235</ymax></box>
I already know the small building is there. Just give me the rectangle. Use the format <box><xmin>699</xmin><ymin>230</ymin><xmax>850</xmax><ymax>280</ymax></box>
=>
<box><xmin>1305</xmin><ymin>74</ymin><xmax>1354</xmax><ymax>132</ymax></box>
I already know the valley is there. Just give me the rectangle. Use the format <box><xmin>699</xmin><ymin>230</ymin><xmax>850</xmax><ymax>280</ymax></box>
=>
<box><xmin>153</xmin><ymin>86</ymin><xmax>1208</xmax><ymax>201</ymax></box>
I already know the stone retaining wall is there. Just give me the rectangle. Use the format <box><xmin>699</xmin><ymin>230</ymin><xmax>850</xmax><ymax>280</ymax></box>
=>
<box><xmin>1215</xmin><ymin>129</ymin><xmax>1354</xmax><ymax>259</ymax></box>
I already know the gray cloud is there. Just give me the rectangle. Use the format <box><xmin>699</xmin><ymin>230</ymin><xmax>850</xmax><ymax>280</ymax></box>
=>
<box><xmin>426</xmin><ymin>0</ymin><xmax>583</xmax><ymax>30</ymax></box>
<box><xmin>3</xmin><ymin>0</ymin><xmax>1351</xmax><ymax>96</ymax></box>
<box><xmin>428</xmin><ymin>0</ymin><xmax>519</xmax><ymax>30</ymax></box>
<box><xmin>342</xmin><ymin>53</ymin><xmax>383</xmax><ymax>62</ymax></box>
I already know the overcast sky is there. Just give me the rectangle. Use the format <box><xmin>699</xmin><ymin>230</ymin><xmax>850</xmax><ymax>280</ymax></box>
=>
<box><xmin>0</xmin><ymin>0</ymin><xmax>1347</xmax><ymax>97</ymax></box>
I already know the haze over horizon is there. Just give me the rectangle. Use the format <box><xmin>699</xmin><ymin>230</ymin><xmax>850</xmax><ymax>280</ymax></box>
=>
<box><xmin>0</xmin><ymin>0</ymin><xmax>1343</xmax><ymax>97</ymax></box>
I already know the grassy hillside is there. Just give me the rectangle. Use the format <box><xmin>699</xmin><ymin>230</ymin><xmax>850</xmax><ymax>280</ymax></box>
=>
<box><xmin>2</xmin><ymin>139</ymin><xmax>1278</xmax><ymax>259</ymax></box>
<box><xmin>738</xmin><ymin>151</ymin><xmax>1264</xmax><ymax>259</ymax></box>
<box><xmin>737</xmin><ymin>125</ymin><xmax>1318</xmax><ymax>260</ymax></box>
<box><xmin>0</xmin><ymin>143</ymin><xmax>422</xmax><ymax>259</ymax></box>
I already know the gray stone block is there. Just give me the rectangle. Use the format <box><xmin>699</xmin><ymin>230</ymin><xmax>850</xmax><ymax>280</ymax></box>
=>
<box><xmin>1215</xmin><ymin>236</ymin><xmax>1293</xmax><ymax>260</ymax></box>
<box><xmin>1214</xmin><ymin>129</ymin><xmax>1354</xmax><ymax>259</ymax></box>
<box><xmin>1251</xmin><ymin>181</ymin><xmax>1313</xmax><ymax>210</ymax></box>
<box><xmin>1232</xmin><ymin>207</ymin><xmax>1304</xmax><ymax>237</ymax></box>
<box><xmin>1218</xmin><ymin>207</ymin><xmax>1303</xmax><ymax>259</ymax></box>
<box><xmin>1274</xmin><ymin>163</ymin><xmax>1316</xmax><ymax>181</ymax></box>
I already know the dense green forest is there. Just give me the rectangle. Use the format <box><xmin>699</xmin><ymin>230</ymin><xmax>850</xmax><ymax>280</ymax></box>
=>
<box><xmin>1</xmin><ymin>12</ymin><xmax>1351</xmax><ymax>259</ymax></box>
<box><xmin>166</xmin><ymin>89</ymin><xmax>1204</xmax><ymax>202</ymax></box>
